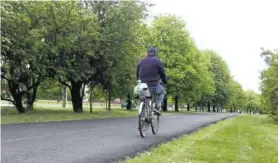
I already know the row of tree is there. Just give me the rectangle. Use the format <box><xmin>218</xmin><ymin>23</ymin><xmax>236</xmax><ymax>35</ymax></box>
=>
<box><xmin>1</xmin><ymin>1</ymin><xmax>262</xmax><ymax>114</ymax></box>
<box><xmin>260</xmin><ymin>49</ymin><xmax>278</xmax><ymax>122</ymax></box>
<box><xmin>1</xmin><ymin>1</ymin><xmax>146</xmax><ymax>113</ymax></box>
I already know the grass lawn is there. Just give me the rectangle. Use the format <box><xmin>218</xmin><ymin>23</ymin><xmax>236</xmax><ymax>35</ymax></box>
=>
<box><xmin>1</xmin><ymin>107</ymin><xmax>137</xmax><ymax>124</ymax></box>
<box><xmin>0</xmin><ymin>106</ymin><xmax>197</xmax><ymax>124</ymax></box>
<box><xmin>121</xmin><ymin>115</ymin><xmax>278</xmax><ymax>163</ymax></box>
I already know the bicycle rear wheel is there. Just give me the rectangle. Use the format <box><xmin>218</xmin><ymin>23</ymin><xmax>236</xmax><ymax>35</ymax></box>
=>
<box><xmin>138</xmin><ymin>102</ymin><xmax>149</xmax><ymax>138</ymax></box>
<box><xmin>151</xmin><ymin>113</ymin><xmax>160</xmax><ymax>135</ymax></box>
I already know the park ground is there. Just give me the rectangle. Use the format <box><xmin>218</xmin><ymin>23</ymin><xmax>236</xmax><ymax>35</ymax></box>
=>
<box><xmin>120</xmin><ymin>115</ymin><xmax>278</xmax><ymax>163</ymax></box>
<box><xmin>2</xmin><ymin>101</ymin><xmax>276</xmax><ymax>163</ymax></box>
<box><xmin>0</xmin><ymin>100</ymin><xmax>196</xmax><ymax>124</ymax></box>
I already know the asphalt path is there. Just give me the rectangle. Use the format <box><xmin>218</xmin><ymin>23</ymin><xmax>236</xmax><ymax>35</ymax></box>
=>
<box><xmin>1</xmin><ymin>113</ymin><xmax>236</xmax><ymax>163</ymax></box>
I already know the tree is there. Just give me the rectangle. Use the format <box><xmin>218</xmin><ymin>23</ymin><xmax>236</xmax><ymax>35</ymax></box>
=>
<box><xmin>244</xmin><ymin>90</ymin><xmax>260</xmax><ymax>114</ymax></box>
<box><xmin>86</xmin><ymin>1</ymin><xmax>147</xmax><ymax>110</ymax></box>
<box><xmin>260</xmin><ymin>48</ymin><xmax>278</xmax><ymax>121</ymax></box>
<box><xmin>203</xmin><ymin>50</ymin><xmax>231</xmax><ymax>112</ymax></box>
<box><xmin>190</xmin><ymin>50</ymin><xmax>215</xmax><ymax>111</ymax></box>
<box><xmin>41</xmin><ymin>1</ymin><xmax>100</xmax><ymax>113</ymax></box>
<box><xmin>225</xmin><ymin>79</ymin><xmax>245</xmax><ymax>112</ymax></box>
<box><xmin>1</xmin><ymin>1</ymin><xmax>51</xmax><ymax>112</ymax></box>
<box><xmin>150</xmin><ymin>15</ymin><xmax>214</xmax><ymax>112</ymax></box>
<box><xmin>199</xmin><ymin>51</ymin><xmax>219</xmax><ymax>111</ymax></box>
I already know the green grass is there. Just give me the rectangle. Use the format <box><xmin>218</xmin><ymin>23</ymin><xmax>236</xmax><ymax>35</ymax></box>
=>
<box><xmin>0</xmin><ymin>105</ymin><xmax>197</xmax><ymax>124</ymax></box>
<box><xmin>121</xmin><ymin>115</ymin><xmax>278</xmax><ymax>163</ymax></box>
<box><xmin>2</xmin><ymin>100</ymin><xmax>121</xmax><ymax>109</ymax></box>
<box><xmin>1</xmin><ymin>107</ymin><xmax>137</xmax><ymax>124</ymax></box>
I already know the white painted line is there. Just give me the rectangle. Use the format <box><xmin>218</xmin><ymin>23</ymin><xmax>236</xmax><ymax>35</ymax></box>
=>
<box><xmin>1</xmin><ymin>134</ymin><xmax>52</xmax><ymax>143</ymax></box>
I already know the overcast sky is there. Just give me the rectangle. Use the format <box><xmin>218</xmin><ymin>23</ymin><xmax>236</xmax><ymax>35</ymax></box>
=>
<box><xmin>147</xmin><ymin>0</ymin><xmax>278</xmax><ymax>93</ymax></box>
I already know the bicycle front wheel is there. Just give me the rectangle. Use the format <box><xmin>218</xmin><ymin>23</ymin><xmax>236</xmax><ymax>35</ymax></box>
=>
<box><xmin>138</xmin><ymin>102</ymin><xmax>149</xmax><ymax>138</ymax></box>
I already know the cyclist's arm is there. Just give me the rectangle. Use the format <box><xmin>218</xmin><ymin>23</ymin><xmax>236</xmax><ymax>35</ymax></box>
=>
<box><xmin>157</xmin><ymin>60</ymin><xmax>167</xmax><ymax>84</ymax></box>
<box><xmin>136</xmin><ymin>63</ymin><xmax>140</xmax><ymax>80</ymax></box>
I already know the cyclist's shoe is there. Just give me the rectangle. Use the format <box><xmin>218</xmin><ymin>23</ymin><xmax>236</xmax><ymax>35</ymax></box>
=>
<box><xmin>153</xmin><ymin>106</ymin><xmax>161</xmax><ymax>116</ymax></box>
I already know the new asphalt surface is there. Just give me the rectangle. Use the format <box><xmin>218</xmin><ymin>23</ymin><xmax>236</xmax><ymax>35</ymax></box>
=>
<box><xmin>1</xmin><ymin>113</ymin><xmax>236</xmax><ymax>163</ymax></box>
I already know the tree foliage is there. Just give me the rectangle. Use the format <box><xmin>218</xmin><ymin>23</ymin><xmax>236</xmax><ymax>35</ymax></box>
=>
<box><xmin>225</xmin><ymin>79</ymin><xmax>245</xmax><ymax>112</ymax></box>
<box><xmin>2</xmin><ymin>1</ymin><xmax>265</xmax><ymax>115</ymax></box>
<box><xmin>1</xmin><ymin>1</ymin><xmax>52</xmax><ymax>112</ymax></box>
<box><xmin>244</xmin><ymin>90</ymin><xmax>260</xmax><ymax>114</ymax></box>
<box><xmin>260</xmin><ymin>48</ymin><xmax>278</xmax><ymax>122</ymax></box>
<box><xmin>196</xmin><ymin>50</ymin><xmax>231</xmax><ymax>112</ymax></box>
<box><xmin>148</xmin><ymin>15</ymin><xmax>215</xmax><ymax>111</ymax></box>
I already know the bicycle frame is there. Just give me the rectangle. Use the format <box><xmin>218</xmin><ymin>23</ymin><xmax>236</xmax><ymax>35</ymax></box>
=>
<box><xmin>138</xmin><ymin>94</ymin><xmax>156</xmax><ymax>120</ymax></box>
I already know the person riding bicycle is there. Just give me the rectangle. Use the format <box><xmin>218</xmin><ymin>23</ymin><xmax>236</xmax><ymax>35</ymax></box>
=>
<box><xmin>136</xmin><ymin>46</ymin><xmax>167</xmax><ymax>115</ymax></box>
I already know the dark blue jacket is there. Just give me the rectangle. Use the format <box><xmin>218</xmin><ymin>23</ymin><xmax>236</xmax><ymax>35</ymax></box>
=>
<box><xmin>136</xmin><ymin>55</ymin><xmax>167</xmax><ymax>86</ymax></box>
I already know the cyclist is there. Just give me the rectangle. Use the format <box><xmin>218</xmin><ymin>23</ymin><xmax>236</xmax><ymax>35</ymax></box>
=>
<box><xmin>136</xmin><ymin>46</ymin><xmax>167</xmax><ymax>115</ymax></box>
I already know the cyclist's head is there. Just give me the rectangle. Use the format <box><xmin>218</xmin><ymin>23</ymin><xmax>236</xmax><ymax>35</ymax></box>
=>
<box><xmin>147</xmin><ymin>46</ymin><xmax>157</xmax><ymax>56</ymax></box>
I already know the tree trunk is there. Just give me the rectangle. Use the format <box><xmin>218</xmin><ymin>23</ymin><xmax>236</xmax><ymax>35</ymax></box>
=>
<box><xmin>187</xmin><ymin>103</ymin><xmax>190</xmax><ymax>111</ymax></box>
<box><xmin>62</xmin><ymin>86</ymin><xmax>67</xmax><ymax>108</ymax></box>
<box><xmin>174</xmin><ymin>95</ymin><xmax>179</xmax><ymax>112</ymax></box>
<box><xmin>105</xmin><ymin>90</ymin><xmax>108</xmax><ymax>110</ymax></box>
<box><xmin>232</xmin><ymin>104</ymin><xmax>235</xmax><ymax>113</ymax></box>
<box><xmin>26</xmin><ymin>85</ymin><xmax>39</xmax><ymax>110</ymax></box>
<box><xmin>207</xmin><ymin>101</ymin><xmax>211</xmax><ymax>112</ymax></box>
<box><xmin>14</xmin><ymin>97</ymin><xmax>25</xmax><ymax>113</ymax></box>
<box><xmin>8</xmin><ymin>82</ymin><xmax>25</xmax><ymax>113</ymax></box>
<box><xmin>57</xmin><ymin>87</ymin><xmax>61</xmax><ymax>103</ymax></box>
<box><xmin>89</xmin><ymin>84</ymin><xmax>93</xmax><ymax>113</ymax></box>
<box><xmin>26</xmin><ymin>92</ymin><xmax>33</xmax><ymax>110</ymax></box>
<box><xmin>162</xmin><ymin>96</ymin><xmax>168</xmax><ymax>112</ymax></box>
<box><xmin>4</xmin><ymin>78</ymin><xmax>42</xmax><ymax>113</ymax></box>
<box><xmin>126</xmin><ymin>93</ymin><xmax>131</xmax><ymax>110</ymax></box>
<box><xmin>108</xmin><ymin>88</ymin><xmax>111</xmax><ymax>111</ymax></box>
<box><xmin>212</xmin><ymin>101</ymin><xmax>216</xmax><ymax>112</ymax></box>
<box><xmin>195</xmin><ymin>104</ymin><xmax>198</xmax><ymax>112</ymax></box>
<box><xmin>70</xmin><ymin>81</ymin><xmax>84</xmax><ymax>113</ymax></box>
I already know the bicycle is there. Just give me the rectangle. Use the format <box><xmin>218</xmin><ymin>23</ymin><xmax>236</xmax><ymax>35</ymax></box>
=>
<box><xmin>136</xmin><ymin>81</ymin><xmax>160</xmax><ymax>138</ymax></box>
